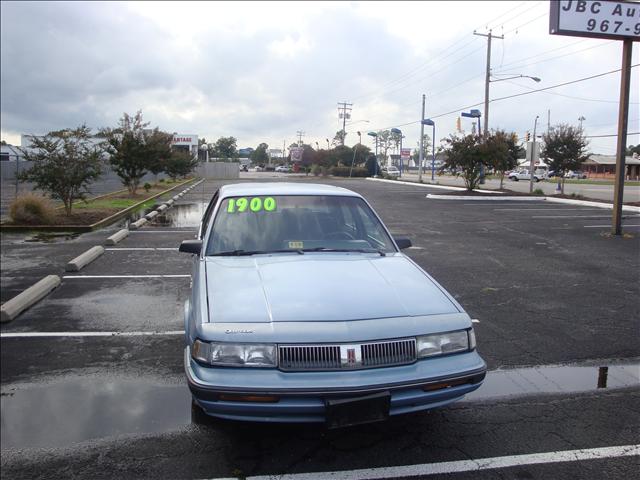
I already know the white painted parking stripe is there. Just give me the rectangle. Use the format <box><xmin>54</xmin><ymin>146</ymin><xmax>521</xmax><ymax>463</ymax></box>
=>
<box><xmin>105</xmin><ymin>248</ymin><xmax>179</xmax><ymax>251</ymax></box>
<box><xmin>209</xmin><ymin>445</ymin><xmax>640</xmax><ymax>480</ymax></box>
<box><xmin>584</xmin><ymin>224</ymin><xmax>640</xmax><ymax>228</ymax></box>
<box><xmin>128</xmin><ymin>230</ymin><xmax>197</xmax><ymax>233</ymax></box>
<box><xmin>531</xmin><ymin>215</ymin><xmax>639</xmax><ymax>219</ymax></box>
<box><xmin>62</xmin><ymin>275</ymin><xmax>190</xmax><ymax>279</ymax></box>
<box><xmin>1</xmin><ymin>330</ymin><xmax>184</xmax><ymax>338</ymax></box>
<box><xmin>493</xmin><ymin>208</ymin><xmax>604</xmax><ymax>212</ymax></box>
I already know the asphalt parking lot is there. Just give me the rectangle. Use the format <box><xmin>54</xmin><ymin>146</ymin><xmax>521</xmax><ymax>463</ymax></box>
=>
<box><xmin>1</xmin><ymin>177</ymin><xmax>639</xmax><ymax>479</ymax></box>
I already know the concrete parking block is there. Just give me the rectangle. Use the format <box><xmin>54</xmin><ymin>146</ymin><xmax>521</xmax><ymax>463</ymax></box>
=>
<box><xmin>130</xmin><ymin>218</ymin><xmax>147</xmax><ymax>230</ymax></box>
<box><xmin>66</xmin><ymin>246</ymin><xmax>105</xmax><ymax>272</ymax></box>
<box><xmin>165</xmin><ymin>199</ymin><xmax>174</xmax><ymax>206</ymax></box>
<box><xmin>105</xmin><ymin>229</ymin><xmax>129</xmax><ymax>245</ymax></box>
<box><xmin>157</xmin><ymin>205</ymin><xmax>168</xmax><ymax>213</ymax></box>
<box><xmin>1</xmin><ymin>275</ymin><xmax>61</xmax><ymax>322</ymax></box>
<box><xmin>145</xmin><ymin>211</ymin><xmax>159</xmax><ymax>220</ymax></box>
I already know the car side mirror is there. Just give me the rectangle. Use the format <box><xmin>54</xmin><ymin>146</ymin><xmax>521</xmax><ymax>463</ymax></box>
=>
<box><xmin>179</xmin><ymin>240</ymin><xmax>202</xmax><ymax>255</ymax></box>
<box><xmin>394</xmin><ymin>236</ymin><xmax>412</xmax><ymax>250</ymax></box>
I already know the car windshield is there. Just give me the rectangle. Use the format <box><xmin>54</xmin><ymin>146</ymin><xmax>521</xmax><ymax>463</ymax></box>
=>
<box><xmin>206</xmin><ymin>195</ymin><xmax>396</xmax><ymax>255</ymax></box>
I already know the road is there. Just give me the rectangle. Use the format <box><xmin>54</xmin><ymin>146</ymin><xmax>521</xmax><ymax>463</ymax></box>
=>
<box><xmin>1</xmin><ymin>176</ymin><xmax>639</xmax><ymax>479</ymax></box>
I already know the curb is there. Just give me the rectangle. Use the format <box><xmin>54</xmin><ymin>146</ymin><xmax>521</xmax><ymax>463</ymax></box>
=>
<box><xmin>427</xmin><ymin>194</ymin><xmax>544</xmax><ymax>201</ymax></box>
<box><xmin>1</xmin><ymin>275</ymin><xmax>61</xmax><ymax>323</ymax></box>
<box><xmin>365</xmin><ymin>177</ymin><xmax>502</xmax><ymax>194</ymax></box>
<box><xmin>106</xmin><ymin>229</ymin><xmax>129</xmax><ymax>245</ymax></box>
<box><xmin>66</xmin><ymin>246</ymin><xmax>105</xmax><ymax>272</ymax></box>
<box><xmin>425</xmin><ymin>194</ymin><xmax>640</xmax><ymax>211</ymax></box>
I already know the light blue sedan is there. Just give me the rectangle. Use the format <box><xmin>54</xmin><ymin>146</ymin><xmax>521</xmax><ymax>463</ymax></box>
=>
<box><xmin>180</xmin><ymin>183</ymin><xmax>486</xmax><ymax>428</ymax></box>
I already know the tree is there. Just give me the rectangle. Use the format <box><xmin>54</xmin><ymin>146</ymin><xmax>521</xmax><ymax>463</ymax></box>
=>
<box><xmin>250</xmin><ymin>143</ymin><xmax>269</xmax><ymax>165</ymax></box>
<box><xmin>441</xmin><ymin>134</ymin><xmax>486</xmax><ymax>191</ymax></box>
<box><xmin>102</xmin><ymin>111</ymin><xmax>173</xmax><ymax>195</ymax></box>
<box><xmin>165</xmin><ymin>150</ymin><xmax>198</xmax><ymax>179</ymax></box>
<box><xmin>541</xmin><ymin>124</ymin><xmax>590</xmax><ymax>194</ymax></box>
<box><xmin>332</xmin><ymin>130</ymin><xmax>346</xmax><ymax>147</ymax></box>
<box><xmin>626</xmin><ymin>144</ymin><xmax>640</xmax><ymax>157</ymax></box>
<box><xmin>364</xmin><ymin>155</ymin><xmax>379</xmax><ymax>177</ymax></box>
<box><xmin>411</xmin><ymin>134</ymin><xmax>432</xmax><ymax>165</ymax></box>
<box><xmin>211</xmin><ymin>136</ymin><xmax>238</xmax><ymax>160</ymax></box>
<box><xmin>375</xmin><ymin>130</ymin><xmax>393</xmax><ymax>164</ymax></box>
<box><xmin>18</xmin><ymin>125</ymin><xmax>103</xmax><ymax>215</ymax></box>
<box><xmin>487</xmin><ymin>130</ymin><xmax>521</xmax><ymax>189</ymax></box>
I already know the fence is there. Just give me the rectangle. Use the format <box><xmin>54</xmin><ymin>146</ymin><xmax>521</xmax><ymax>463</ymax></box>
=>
<box><xmin>195</xmin><ymin>162</ymin><xmax>239</xmax><ymax>179</ymax></box>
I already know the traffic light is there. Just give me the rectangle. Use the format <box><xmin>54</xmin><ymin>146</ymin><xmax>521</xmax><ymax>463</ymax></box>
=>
<box><xmin>525</xmin><ymin>132</ymin><xmax>531</xmax><ymax>142</ymax></box>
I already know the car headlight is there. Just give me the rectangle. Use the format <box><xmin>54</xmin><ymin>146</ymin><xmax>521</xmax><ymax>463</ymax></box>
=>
<box><xmin>416</xmin><ymin>329</ymin><xmax>474</xmax><ymax>358</ymax></box>
<box><xmin>192</xmin><ymin>340</ymin><xmax>277</xmax><ymax>368</ymax></box>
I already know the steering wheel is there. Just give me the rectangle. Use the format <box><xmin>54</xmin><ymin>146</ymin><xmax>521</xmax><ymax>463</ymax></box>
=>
<box><xmin>323</xmin><ymin>231</ymin><xmax>355</xmax><ymax>240</ymax></box>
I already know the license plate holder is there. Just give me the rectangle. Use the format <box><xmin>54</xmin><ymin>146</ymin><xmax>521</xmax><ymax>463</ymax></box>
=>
<box><xmin>325</xmin><ymin>391</ymin><xmax>390</xmax><ymax>429</ymax></box>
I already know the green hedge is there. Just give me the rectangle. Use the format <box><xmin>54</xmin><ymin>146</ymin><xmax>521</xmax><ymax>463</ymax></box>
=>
<box><xmin>330</xmin><ymin>166</ymin><xmax>369</xmax><ymax>177</ymax></box>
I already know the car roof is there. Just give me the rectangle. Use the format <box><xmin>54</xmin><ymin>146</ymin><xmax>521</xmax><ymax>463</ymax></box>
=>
<box><xmin>218</xmin><ymin>182</ymin><xmax>363</xmax><ymax>198</ymax></box>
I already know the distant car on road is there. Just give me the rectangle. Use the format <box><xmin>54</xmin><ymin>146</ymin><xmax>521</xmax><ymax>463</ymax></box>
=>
<box><xmin>275</xmin><ymin>165</ymin><xmax>292</xmax><ymax>173</ymax></box>
<box><xmin>239</xmin><ymin>164</ymin><xmax>248</xmax><ymax>172</ymax></box>
<box><xmin>564</xmin><ymin>170</ymin><xmax>587</xmax><ymax>179</ymax></box>
<box><xmin>508</xmin><ymin>169</ymin><xmax>544</xmax><ymax>182</ymax></box>
<box><xmin>254</xmin><ymin>165</ymin><xmax>265</xmax><ymax>172</ymax></box>
<box><xmin>179</xmin><ymin>183</ymin><xmax>486</xmax><ymax>427</ymax></box>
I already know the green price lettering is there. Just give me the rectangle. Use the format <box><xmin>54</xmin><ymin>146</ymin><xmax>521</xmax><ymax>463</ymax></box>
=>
<box><xmin>227</xmin><ymin>197</ymin><xmax>277</xmax><ymax>213</ymax></box>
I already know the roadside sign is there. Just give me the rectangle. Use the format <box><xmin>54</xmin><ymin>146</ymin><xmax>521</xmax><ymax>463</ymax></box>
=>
<box><xmin>290</xmin><ymin>147</ymin><xmax>304</xmax><ymax>163</ymax></box>
<box><xmin>550</xmin><ymin>1</ymin><xmax>640</xmax><ymax>41</ymax></box>
<box><xmin>550</xmin><ymin>0</ymin><xmax>637</xmax><ymax>235</ymax></box>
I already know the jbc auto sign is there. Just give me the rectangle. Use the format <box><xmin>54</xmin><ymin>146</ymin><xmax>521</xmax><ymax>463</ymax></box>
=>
<box><xmin>550</xmin><ymin>1</ymin><xmax>640</xmax><ymax>40</ymax></box>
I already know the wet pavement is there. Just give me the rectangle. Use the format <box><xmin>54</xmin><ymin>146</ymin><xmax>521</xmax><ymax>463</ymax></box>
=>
<box><xmin>2</xmin><ymin>177</ymin><xmax>639</xmax><ymax>479</ymax></box>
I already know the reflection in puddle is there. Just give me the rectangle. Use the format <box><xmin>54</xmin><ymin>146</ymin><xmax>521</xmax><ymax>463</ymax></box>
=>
<box><xmin>1</xmin><ymin>379</ymin><xmax>190</xmax><ymax>449</ymax></box>
<box><xmin>153</xmin><ymin>202</ymin><xmax>206</xmax><ymax>228</ymax></box>
<box><xmin>1</xmin><ymin>362</ymin><xmax>637</xmax><ymax>449</ymax></box>
<box><xmin>465</xmin><ymin>362</ymin><xmax>639</xmax><ymax>402</ymax></box>
<box><xmin>24</xmin><ymin>232</ymin><xmax>81</xmax><ymax>243</ymax></box>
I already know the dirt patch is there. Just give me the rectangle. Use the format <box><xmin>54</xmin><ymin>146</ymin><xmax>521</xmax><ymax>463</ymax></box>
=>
<box><xmin>50</xmin><ymin>208</ymin><xmax>121</xmax><ymax>225</ymax></box>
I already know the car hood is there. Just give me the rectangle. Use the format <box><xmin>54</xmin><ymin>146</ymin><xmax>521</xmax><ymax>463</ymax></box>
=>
<box><xmin>204</xmin><ymin>253</ymin><xmax>459</xmax><ymax>323</ymax></box>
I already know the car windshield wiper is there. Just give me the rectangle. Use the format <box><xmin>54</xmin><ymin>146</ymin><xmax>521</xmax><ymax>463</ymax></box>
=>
<box><xmin>301</xmin><ymin>247</ymin><xmax>386</xmax><ymax>257</ymax></box>
<box><xmin>211</xmin><ymin>249</ymin><xmax>304</xmax><ymax>256</ymax></box>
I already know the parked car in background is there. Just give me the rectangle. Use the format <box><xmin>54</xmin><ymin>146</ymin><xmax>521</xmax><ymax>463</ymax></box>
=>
<box><xmin>179</xmin><ymin>183</ymin><xmax>486</xmax><ymax>427</ymax></box>
<box><xmin>275</xmin><ymin>165</ymin><xmax>292</xmax><ymax>173</ymax></box>
<box><xmin>254</xmin><ymin>165</ymin><xmax>265</xmax><ymax>172</ymax></box>
<box><xmin>508</xmin><ymin>169</ymin><xmax>544</xmax><ymax>182</ymax></box>
<box><xmin>239</xmin><ymin>164</ymin><xmax>248</xmax><ymax>172</ymax></box>
<box><xmin>564</xmin><ymin>170</ymin><xmax>587</xmax><ymax>179</ymax></box>
<box><xmin>381</xmin><ymin>165</ymin><xmax>401</xmax><ymax>177</ymax></box>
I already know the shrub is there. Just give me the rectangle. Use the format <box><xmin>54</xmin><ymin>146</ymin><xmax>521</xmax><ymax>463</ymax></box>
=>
<box><xmin>533</xmin><ymin>188</ymin><xmax>544</xmax><ymax>195</ymax></box>
<box><xmin>330</xmin><ymin>166</ymin><xmax>369</xmax><ymax>177</ymax></box>
<box><xmin>143</xmin><ymin>182</ymin><xmax>152</xmax><ymax>192</ymax></box>
<box><xmin>311</xmin><ymin>164</ymin><xmax>322</xmax><ymax>176</ymax></box>
<box><xmin>9</xmin><ymin>193</ymin><xmax>55</xmax><ymax>225</ymax></box>
<box><xmin>159</xmin><ymin>178</ymin><xmax>165</xmax><ymax>183</ymax></box>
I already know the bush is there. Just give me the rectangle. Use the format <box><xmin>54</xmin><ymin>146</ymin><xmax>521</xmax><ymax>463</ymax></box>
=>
<box><xmin>9</xmin><ymin>194</ymin><xmax>55</xmax><ymax>225</ymax></box>
<box><xmin>311</xmin><ymin>164</ymin><xmax>322</xmax><ymax>176</ymax></box>
<box><xmin>143</xmin><ymin>182</ymin><xmax>152</xmax><ymax>192</ymax></box>
<box><xmin>159</xmin><ymin>178</ymin><xmax>165</xmax><ymax>183</ymax></box>
<box><xmin>533</xmin><ymin>188</ymin><xmax>544</xmax><ymax>195</ymax></box>
<box><xmin>330</xmin><ymin>166</ymin><xmax>369</xmax><ymax>177</ymax></box>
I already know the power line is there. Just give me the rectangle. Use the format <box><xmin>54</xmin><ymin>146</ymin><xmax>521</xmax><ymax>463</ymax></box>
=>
<box><xmin>586</xmin><ymin>132</ymin><xmax>639</xmax><ymax>138</ymax></box>
<box><xmin>491</xmin><ymin>65</ymin><xmax>639</xmax><ymax>103</ymax></box>
<box><xmin>504</xmin><ymin>11</ymin><xmax>548</xmax><ymax>35</ymax></box>
<box><xmin>504</xmin><ymin>79</ymin><xmax>640</xmax><ymax>105</ymax></box>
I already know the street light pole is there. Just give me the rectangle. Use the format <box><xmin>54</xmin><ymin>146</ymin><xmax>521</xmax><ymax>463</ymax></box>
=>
<box><xmin>349</xmin><ymin>131</ymin><xmax>362</xmax><ymax>178</ymax></box>
<box><xmin>529</xmin><ymin>115</ymin><xmax>539</xmax><ymax>194</ymax></box>
<box><xmin>418</xmin><ymin>94</ymin><xmax>425</xmax><ymax>182</ymax></box>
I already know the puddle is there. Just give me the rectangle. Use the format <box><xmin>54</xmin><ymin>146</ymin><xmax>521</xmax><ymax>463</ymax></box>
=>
<box><xmin>1</xmin><ymin>379</ymin><xmax>191</xmax><ymax>449</ymax></box>
<box><xmin>465</xmin><ymin>362</ymin><xmax>639</xmax><ymax>402</ymax></box>
<box><xmin>1</xmin><ymin>362</ymin><xmax>637</xmax><ymax>449</ymax></box>
<box><xmin>23</xmin><ymin>232</ymin><xmax>81</xmax><ymax>243</ymax></box>
<box><xmin>153</xmin><ymin>202</ymin><xmax>206</xmax><ymax>228</ymax></box>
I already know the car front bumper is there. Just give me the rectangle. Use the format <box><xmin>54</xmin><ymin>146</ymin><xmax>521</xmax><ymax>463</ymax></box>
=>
<box><xmin>185</xmin><ymin>346</ymin><xmax>486</xmax><ymax>424</ymax></box>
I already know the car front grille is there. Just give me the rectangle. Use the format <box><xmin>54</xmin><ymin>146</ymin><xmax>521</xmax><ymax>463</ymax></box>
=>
<box><xmin>278</xmin><ymin>338</ymin><xmax>416</xmax><ymax>371</ymax></box>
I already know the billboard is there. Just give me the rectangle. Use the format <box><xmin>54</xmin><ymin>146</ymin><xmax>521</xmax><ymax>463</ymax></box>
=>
<box><xmin>550</xmin><ymin>1</ymin><xmax>640</xmax><ymax>41</ymax></box>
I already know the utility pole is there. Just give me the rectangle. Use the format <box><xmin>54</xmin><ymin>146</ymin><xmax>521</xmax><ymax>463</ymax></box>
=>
<box><xmin>296</xmin><ymin>130</ymin><xmax>305</xmax><ymax>146</ymax></box>
<box><xmin>418</xmin><ymin>94</ymin><xmax>425</xmax><ymax>182</ymax></box>
<box><xmin>547</xmin><ymin>109</ymin><xmax>551</xmax><ymax>135</ymax></box>
<box><xmin>474</xmin><ymin>29</ymin><xmax>503</xmax><ymax>138</ymax></box>
<box><xmin>337</xmin><ymin>101</ymin><xmax>352</xmax><ymax>146</ymax></box>
<box><xmin>283</xmin><ymin>140</ymin><xmax>286</xmax><ymax>162</ymax></box>
<box><xmin>529</xmin><ymin>115</ymin><xmax>539</xmax><ymax>194</ymax></box>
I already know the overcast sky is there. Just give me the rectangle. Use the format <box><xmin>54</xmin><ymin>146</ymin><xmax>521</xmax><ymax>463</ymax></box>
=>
<box><xmin>1</xmin><ymin>1</ymin><xmax>638</xmax><ymax>154</ymax></box>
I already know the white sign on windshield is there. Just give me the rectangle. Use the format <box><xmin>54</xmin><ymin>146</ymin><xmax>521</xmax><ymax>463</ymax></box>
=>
<box><xmin>550</xmin><ymin>0</ymin><xmax>640</xmax><ymax>40</ymax></box>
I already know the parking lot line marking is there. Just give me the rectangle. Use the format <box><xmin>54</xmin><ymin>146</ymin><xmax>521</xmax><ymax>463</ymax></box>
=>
<box><xmin>584</xmin><ymin>224</ymin><xmax>640</xmax><ymax>228</ymax></box>
<box><xmin>210</xmin><ymin>445</ymin><xmax>640</xmax><ymax>480</ymax></box>
<box><xmin>531</xmin><ymin>215</ymin><xmax>639</xmax><ymax>219</ymax></box>
<box><xmin>0</xmin><ymin>330</ymin><xmax>184</xmax><ymax>338</ymax></box>
<box><xmin>62</xmin><ymin>275</ymin><xmax>190</xmax><ymax>279</ymax></box>
<box><xmin>105</xmin><ymin>248</ymin><xmax>179</xmax><ymax>251</ymax></box>
<box><xmin>493</xmin><ymin>208</ymin><xmax>605</xmax><ymax>212</ymax></box>
<box><xmin>128</xmin><ymin>231</ymin><xmax>197</xmax><ymax>234</ymax></box>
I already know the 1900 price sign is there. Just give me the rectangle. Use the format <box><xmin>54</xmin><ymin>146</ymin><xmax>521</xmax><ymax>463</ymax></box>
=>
<box><xmin>550</xmin><ymin>0</ymin><xmax>640</xmax><ymax>40</ymax></box>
